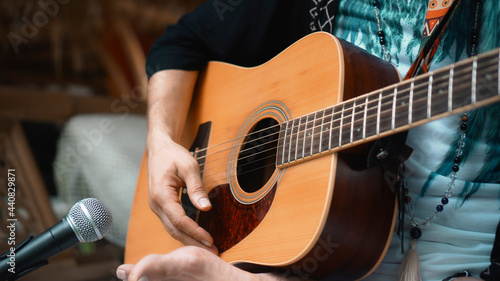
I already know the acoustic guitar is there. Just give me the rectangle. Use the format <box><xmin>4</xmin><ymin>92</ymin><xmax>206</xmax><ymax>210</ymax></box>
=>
<box><xmin>124</xmin><ymin>32</ymin><xmax>500</xmax><ymax>280</ymax></box>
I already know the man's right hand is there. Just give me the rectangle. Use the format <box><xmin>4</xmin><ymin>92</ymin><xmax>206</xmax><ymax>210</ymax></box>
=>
<box><xmin>146</xmin><ymin>70</ymin><xmax>218</xmax><ymax>254</ymax></box>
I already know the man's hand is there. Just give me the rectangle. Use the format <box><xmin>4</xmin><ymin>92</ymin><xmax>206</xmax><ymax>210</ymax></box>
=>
<box><xmin>146</xmin><ymin>70</ymin><xmax>217</xmax><ymax>253</ymax></box>
<box><xmin>116</xmin><ymin>246</ymin><xmax>298</xmax><ymax>281</ymax></box>
<box><xmin>147</xmin><ymin>128</ymin><xmax>216</xmax><ymax>253</ymax></box>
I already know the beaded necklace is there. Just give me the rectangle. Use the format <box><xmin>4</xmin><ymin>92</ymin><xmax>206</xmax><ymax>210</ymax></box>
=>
<box><xmin>370</xmin><ymin>0</ymin><xmax>482</xmax><ymax>280</ymax></box>
<box><xmin>405</xmin><ymin>112</ymin><xmax>469</xmax><ymax>241</ymax></box>
<box><xmin>371</xmin><ymin>0</ymin><xmax>481</xmax><ymax>236</ymax></box>
<box><xmin>371</xmin><ymin>0</ymin><xmax>391</xmax><ymax>62</ymax></box>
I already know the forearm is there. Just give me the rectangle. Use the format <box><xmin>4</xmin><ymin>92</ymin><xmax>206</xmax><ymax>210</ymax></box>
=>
<box><xmin>147</xmin><ymin>69</ymin><xmax>199</xmax><ymax>143</ymax></box>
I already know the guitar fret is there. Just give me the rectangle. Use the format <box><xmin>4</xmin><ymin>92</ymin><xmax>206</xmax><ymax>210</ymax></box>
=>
<box><xmin>391</xmin><ymin>87</ymin><xmax>397</xmax><ymax>130</ymax></box>
<box><xmin>350</xmin><ymin>99</ymin><xmax>356</xmax><ymax>143</ymax></box>
<box><xmin>287</xmin><ymin>119</ymin><xmax>294</xmax><ymax>163</ymax></box>
<box><xmin>281</xmin><ymin>121</ymin><xmax>289</xmax><ymax>165</ymax></box>
<box><xmin>297</xmin><ymin>117</ymin><xmax>304</xmax><ymax>160</ymax></box>
<box><xmin>311</xmin><ymin>112</ymin><xmax>316</xmax><ymax>156</ymax></box>
<box><xmin>409</xmin><ymin>81</ymin><xmax>414</xmax><ymax>124</ymax></box>
<box><xmin>427</xmin><ymin>75</ymin><xmax>433</xmax><ymax>119</ymax></box>
<box><xmin>294</xmin><ymin>118</ymin><xmax>301</xmax><ymax>161</ymax></box>
<box><xmin>352</xmin><ymin>98</ymin><xmax>366</xmax><ymax>143</ymax></box>
<box><xmin>303</xmin><ymin>115</ymin><xmax>309</xmax><ymax>158</ymax></box>
<box><xmin>319</xmin><ymin>110</ymin><xmax>324</xmax><ymax>153</ymax></box>
<box><xmin>341</xmin><ymin>101</ymin><xmax>357</xmax><ymax>145</ymax></box>
<box><xmin>284</xmin><ymin>119</ymin><xmax>291</xmax><ymax>163</ymax></box>
<box><xmin>448</xmin><ymin>67</ymin><xmax>454</xmax><ymax>112</ymax></box>
<box><xmin>288</xmin><ymin>121</ymin><xmax>294</xmax><ymax>163</ymax></box>
<box><xmin>320</xmin><ymin>108</ymin><xmax>333</xmax><ymax>152</ymax></box>
<box><xmin>379</xmin><ymin>91</ymin><xmax>393</xmax><ymax>134</ymax></box>
<box><xmin>377</xmin><ymin>92</ymin><xmax>382</xmax><ymax>135</ymax></box>
<box><xmin>412</xmin><ymin>80</ymin><xmax>430</xmax><ymax>123</ymax></box>
<box><xmin>315</xmin><ymin>110</ymin><xmax>326</xmax><ymax>154</ymax></box>
<box><xmin>329</xmin><ymin>107</ymin><xmax>334</xmax><ymax>151</ymax></box>
<box><xmin>452</xmin><ymin>63</ymin><xmax>473</xmax><ymax>110</ymax></box>
<box><xmin>330</xmin><ymin>105</ymin><xmax>342</xmax><ymax>150</ymax></box>
<box><xmin>339</xmin><ymin>103</ymin><xmax>344</xmax><ymax>146</ymax></box>
<box><xmin>476</xmin><ymin>55</ymin><xmax>499</xmax><ymax>102</ymax></box>
<box><xmin>363</xmin><ymin>96</ymin><xmax>368</xmax><ymax>139</ymax></box>
<box><xmin>472</xmin><ymin>58</ymin><xmax>477</xmax><ymax>105</ymax></box>
<box><xmin>300</xmin><ymin>116</ymin><xmax>305</xmax><ymax>159</ymax></box>
<box><xmin>431</xmin><ymin>71</ymin><xmax>451</xmax><ymax>117</ymax></box>
<box><xmin>395</xmin><ymin>83</ymin><xmax>411</xmax><ymax>129</ymax></box>
<box><xmin>312</xmin><ymin>111</ymin><xmax>323</xmax><ymax>155</ymax></box>
<box><xmin>365</xmin><ymin>93</ymin><xmax>379</xmax><ymax>139</ymax></box>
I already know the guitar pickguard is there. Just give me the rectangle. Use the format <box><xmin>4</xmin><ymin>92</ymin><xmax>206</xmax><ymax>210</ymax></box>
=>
<box><xmin>181</xmin><ymin>121</ymin><xmax>212</xmax><ymax>220</ymax></box>
<box><xmin>198</xmin><ymin>183</ymin><xmax>276</xmax><ymax>253</ymax></box>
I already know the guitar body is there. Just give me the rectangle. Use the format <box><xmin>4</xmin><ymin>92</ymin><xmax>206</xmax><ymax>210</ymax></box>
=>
<box><xmin>125</xmin><ymin>32</ymin><xmax>402</xmax><ymax>280</ymax></box>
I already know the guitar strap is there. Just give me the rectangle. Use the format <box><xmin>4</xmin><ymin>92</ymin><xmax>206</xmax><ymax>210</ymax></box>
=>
<box><xmin>368</xmin><ymin>0</ymin><xmax>463</xmax><ymax>169</ymax></box>
<box><xmin>404</xmin><ymin>0</ymin><xmax>462</xmax><ymax>80</ymax></box>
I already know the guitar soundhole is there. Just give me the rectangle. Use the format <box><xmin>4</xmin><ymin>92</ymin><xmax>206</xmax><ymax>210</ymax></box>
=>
<box><xmin>236</xmin><ymin>118</ymin><xmax>279</xmax><ymax>193</ymax></box>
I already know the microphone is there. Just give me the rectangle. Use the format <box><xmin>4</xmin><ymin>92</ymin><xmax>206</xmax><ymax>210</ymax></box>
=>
<box><xmin>0</xmin><ymin>198</ymin><xmax>113</xmax><ymax>280</ymax></box>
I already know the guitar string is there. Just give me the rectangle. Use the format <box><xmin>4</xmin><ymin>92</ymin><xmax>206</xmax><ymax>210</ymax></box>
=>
<box><xmin>199</xmin><ymin>101</ymin><xmax>495</xmax><ymax>186</ymax></box>
<box><xmin>197</xmin><ymin>67</ymin><xmax>498</xmax><ymax>189</ymax></box>
<box><xmin>195</xmin><ymin>61</ymin><xmax>499</xmax><ymax>182</ymax></box>
<box><xmin>193</xmin><ymin>54</ymin><xmax>498</xmax><ymax>166</ymax></box>
<box><xmin>194</xmin><ymin>61</ymin><xmax>497</xmax><ymax>179</ymax></box>
<box><xmin>194</xmin><ymin>58</ymin><xmax>499</xmax><ymax>176</ymax></box>
<box><xmin>188</xmin><ymin>50</ymin><xmax>499</xmax><ymax>172</ymax></box>
<box><xmin>198</xmin><ymin>81</ymin><xmax>499</xmax><ymax>191</ymax></box>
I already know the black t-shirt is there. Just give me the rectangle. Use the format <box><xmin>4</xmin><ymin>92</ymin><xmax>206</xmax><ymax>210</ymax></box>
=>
<box><xmin>145</xmin><ymin>0</ymin><xmax>314</xmax><ymax>78</ymax></box>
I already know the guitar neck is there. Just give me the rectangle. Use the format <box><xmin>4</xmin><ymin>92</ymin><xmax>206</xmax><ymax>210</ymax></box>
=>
<box><xmin>277</xmin><ymin>48</ymin><xmax>500</xmax><ymax>167</ymax></box>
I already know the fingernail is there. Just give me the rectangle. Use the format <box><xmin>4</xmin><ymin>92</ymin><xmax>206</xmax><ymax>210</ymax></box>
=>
<box><xmin>138</xmin><ymin>276</ymin><xmax>149</xmax><ymax>281</ymax></box>
<box><xmin>199</xmin><ymin>198</ymin><xmax>211</xmax><ymax>208</ymax></box>
<box><xmin>201</xmin><ymin>240</ymin><xmax>212</xmax><ymax>247</ymax></box>
<box><xmin>116</xmin><ymin>269</ymin><xmax>127</xmax><ymax>280</ymax></box>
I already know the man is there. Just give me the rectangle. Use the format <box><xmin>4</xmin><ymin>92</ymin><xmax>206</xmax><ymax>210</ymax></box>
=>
<box><xmin>117</xmin><ymin>0</ymin><xmax>499</xmax><ymax>280</ymax></box>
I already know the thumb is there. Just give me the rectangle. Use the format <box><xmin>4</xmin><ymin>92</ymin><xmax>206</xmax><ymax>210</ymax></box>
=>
<box><xmin>184</xmin><ymin>175</ymin><xmax>211</xmax><ymax>211</ymax></box>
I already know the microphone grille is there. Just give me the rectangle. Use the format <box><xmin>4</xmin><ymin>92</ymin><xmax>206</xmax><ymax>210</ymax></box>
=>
<box><xmin>67</xmin><ymin>198</ymin><xmax>113</xmax><ymax>243</ymax></box>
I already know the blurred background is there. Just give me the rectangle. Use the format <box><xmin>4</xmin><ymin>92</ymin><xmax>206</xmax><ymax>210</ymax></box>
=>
<box><xmin>0</xmin><ymin>0</ymin><xmax>203</xmax><ymax>280</ymax></box>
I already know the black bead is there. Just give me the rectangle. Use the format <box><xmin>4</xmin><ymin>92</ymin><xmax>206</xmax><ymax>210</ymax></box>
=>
<box><xmin>452</xmin><ymin>165</ymin><xmax>460</xmax><ymax>172</ymax></box>
<box><xmin>460</xmin><ymin>123</ymin><xmax>468</xmax><ymax>131</ymax></box>
<box><xmin>454</xmin><ymin>157</ymin><xmax>461</xmax><ymax>164</ymax></box>
<box><xmin>378</xmin><ymin>30</ymin><xmax>385</xmax><ymax>37</ymax></box>
<box><xmin>442</xmin><ymin>197</ymin><xmax>449</xmax><ymax>205</ymax></box>
<box><xmin>410</xmin><ymin>227</ymin><xmax>422</xmax><ymax>239</ymax></box>
<box><xmin>379</xmin><ymin>38</ymin><xmax>386</xmax><ymax>45</ymax></box>
<box><xmin>372</xmin><ymin>0</ymin><xmax>379</xmax><ymax>7</ymax></box>
<box><xmin>436</xmin><ymin>205</ymin><xmax>444</xmax><ymax>212</ymax></box>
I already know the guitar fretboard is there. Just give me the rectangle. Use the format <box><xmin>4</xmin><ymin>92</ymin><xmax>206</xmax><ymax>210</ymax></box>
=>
<box><xmin>276</xmin><ymin>49</ymin><xmax>500</xmax><ymax>167</ymax></box>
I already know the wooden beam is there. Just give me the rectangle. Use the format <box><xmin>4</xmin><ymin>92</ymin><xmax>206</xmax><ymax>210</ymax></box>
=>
<box><xmin>0</xmin><ymin>86</ymin><xmax>146</xmax><ymax>122</ymax></box>
<box><xmin>0</xmin><ymin>120</ymin><xmax>58</xmax><ymax>248</ymax></box>
<box><xmin>112</xmin><ymin>16</ymin><xmax>148</xmax><ymax>100</ymax></box>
